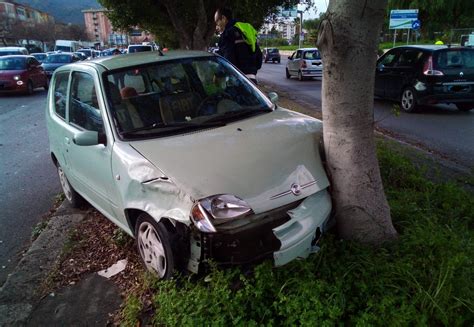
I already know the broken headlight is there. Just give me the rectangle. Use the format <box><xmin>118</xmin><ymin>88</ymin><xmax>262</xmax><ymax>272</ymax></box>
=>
<box><xmin>190</xmin><ymin>194</ymin><xmax>253</xmax><ymax>233</ymax></box>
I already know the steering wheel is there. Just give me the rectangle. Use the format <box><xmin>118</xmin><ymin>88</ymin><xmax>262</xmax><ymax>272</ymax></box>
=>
<box><xmin>196</xmin><ymin>92</ymin><xmax>233</xmax><ymax>116</ymax></box>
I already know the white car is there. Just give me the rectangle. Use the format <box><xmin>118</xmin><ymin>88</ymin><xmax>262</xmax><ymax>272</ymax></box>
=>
<box><xmin>286</xmin><ymin>48</ymin><xmax>323</xmax><ymax>81</ymax></box>
<box><xmin>46</xmin><ymin>51</ymin><xmax>332</xmax><ymax>279</ymax></box>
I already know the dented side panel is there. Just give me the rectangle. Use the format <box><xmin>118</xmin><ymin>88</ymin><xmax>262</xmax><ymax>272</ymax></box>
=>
<box><xmin>110</xmin><ymin>142</ymin><xmax>194</xmax><ymax>235</ymax></box>
<box><xmin>273</xmin><ymin>189</ymin><xmax>332</xmax><ymax>266</ymax></box>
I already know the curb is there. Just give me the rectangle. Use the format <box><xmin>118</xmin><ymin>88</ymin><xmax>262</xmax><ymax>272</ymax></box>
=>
<box><xmin>0</xmin><ymin>202</ymin><xmax>85</xmax><ymax>326</ymax></box>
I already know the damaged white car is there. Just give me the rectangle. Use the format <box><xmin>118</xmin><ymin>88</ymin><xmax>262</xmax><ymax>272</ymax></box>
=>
<box><xmin>46</xmin><ymin>51</ymin><xmax>332</xmax><ymax>279</ymax></box>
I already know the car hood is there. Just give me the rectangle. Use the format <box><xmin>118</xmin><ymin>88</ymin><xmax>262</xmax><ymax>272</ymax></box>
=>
<box><xmin>0</xmin><ymin>69</ymin><xmax>26</xmax><ymax>77</ymax></box>
<box><xmin>130</xmin><ymin>109</ymin><xmax>329</xmax><ymax>214</ymax></box>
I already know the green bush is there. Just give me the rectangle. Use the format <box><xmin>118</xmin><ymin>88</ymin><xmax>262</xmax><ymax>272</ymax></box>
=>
<box><xmin>127</xmin><ymin>141</ymin><xmax>473</xmax><ymax>325</ymax></box>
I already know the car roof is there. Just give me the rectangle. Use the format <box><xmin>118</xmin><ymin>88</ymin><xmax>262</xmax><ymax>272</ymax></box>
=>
<box><xmin>0</xmin><ymin>46</ymin><xmax>27</xmax><ymax>50</ymax></box>
<box><xmin>74</xmin><ymin>50</ymin><xmax>214</xmax><ymax>71</ymax></box>
<box><xmin>0</xmin><ymin>55</ymin><xmax>30</xmax><ymax>59</ymax></box>
<box><xmin>296</xmin><ymin>48</ymin><xmax>319</xmax><ymax>51</ymax></box>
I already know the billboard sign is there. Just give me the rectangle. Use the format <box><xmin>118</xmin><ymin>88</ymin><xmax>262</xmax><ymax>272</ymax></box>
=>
<box><xmin>279</xmin><ymin>6</ymin><xmax>298</xmax><ymax>18</ymax></box>
<box><xmin>389</xmin><ymin>9</ymin><xmax>419</xmax><ymax>29</ymax></box>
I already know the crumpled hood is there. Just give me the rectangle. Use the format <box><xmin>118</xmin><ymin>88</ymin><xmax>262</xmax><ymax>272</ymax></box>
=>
<box><xmin>130</xmin><ymin>109</ymin><xmax>329</xmax><ymax>214</ymax></box>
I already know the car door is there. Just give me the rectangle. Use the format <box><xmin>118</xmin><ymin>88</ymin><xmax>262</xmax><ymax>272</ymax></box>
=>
<box><xmin>29</xmin><ymin>57</ymin><xmax>44</xmax><ymax>87</ymax></box>
<box><xmin>63</xmin><ymin>68</ymin><xmax>117</xmax><ymax>217</ymax></box>
<box><xmin>375</xmin><ymin>49</ymin><xmax>401</xmax><ymax>98</ymax></box>
<box><xmin>387</xmin><ymin>49</ymin><xmax>424</xmax><ymax>99</ymax></box>
<box><xmin>289</xmin><ymin>50</ymin><xmax>302</xmax><ymax>74</ymax></box>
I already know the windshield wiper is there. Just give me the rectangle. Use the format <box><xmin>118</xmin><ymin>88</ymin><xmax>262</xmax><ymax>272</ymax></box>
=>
<box><xmin>120</xmin><ymin>121</ymin><xmax>225</xmax><ymax>136</ymax></box>
<box><xmin>204</xmin><ymin>107</ymin><xmax>273</xmax><ymax>124</ymax></box>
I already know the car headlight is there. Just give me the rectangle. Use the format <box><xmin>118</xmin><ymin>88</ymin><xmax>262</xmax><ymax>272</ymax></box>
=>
<box><xmin>190</xmin><ymin>194</ymin><xmax>253</xmax><ymax>233</ymax></box>
<box><xmin>13</xmin><ymin>75</ymin><xmax>21</xmax><ymax>81</ymax></box>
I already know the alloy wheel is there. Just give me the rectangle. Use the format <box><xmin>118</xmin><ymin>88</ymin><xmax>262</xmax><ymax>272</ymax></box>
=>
<box><xmin>137</xmin><ymin>222</ymin><xmax>167</xmax><ymax>278</ymax></box>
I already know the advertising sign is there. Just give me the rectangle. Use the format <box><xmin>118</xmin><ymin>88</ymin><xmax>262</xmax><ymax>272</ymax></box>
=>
<box><xmin>389</xmin><ymin>9</ymin><xmax>419</xmax><ymax>29</ymax></box>
<box><xmin>279</xmin><ymin>6</ymin><xmax>298</xmax><ymax>18</ymax></box>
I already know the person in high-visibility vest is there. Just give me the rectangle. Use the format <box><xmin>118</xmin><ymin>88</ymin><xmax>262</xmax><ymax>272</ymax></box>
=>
<box><xmin>435</xmin><ymin>40</ymin><xmax>444</xmax><ymax>45</ymax></box>
<box><xmin>214</xmin><ymin>7</ymin><xmax>262</xmax><ymax>84</ymax></box>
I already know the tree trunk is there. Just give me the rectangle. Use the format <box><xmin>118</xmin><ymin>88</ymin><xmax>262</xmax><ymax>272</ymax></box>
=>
<box><xmin>317</xmin><ymin>0</ymin><xmax>398</xmax><ymax>245</ymax></box>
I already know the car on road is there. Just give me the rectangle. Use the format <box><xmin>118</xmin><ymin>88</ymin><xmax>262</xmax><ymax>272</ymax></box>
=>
<box><xmin>30</xmin><ymin>52</ymin><xmax>48</xmax><ymax>63</ymax></box>
<box><xmin>286</xmin><ymin>48</ymin><xmax>323</xmax><ymax>81</ymax></box>
<box><xmin>0</xmin><ymin>46</ymin><xmax>28</xmax><ymax>56</ymax></box>
<box><xmin>46</xmin><ymin>51</ymin><xmax>332</xmax><ymax>279</ymax></box>
<box><xmin>41</xmin><ymin>52</ymin><xmax>81</xmax><ymax>78</ymax></box>
<box><xmin>375</xmin><ymin>45</ymin><xmax>474</xmax><ymax>112</ymax></box>
<box><xmin>0</xmin><ymin>55</ymin><xmax>48</xmax><ymax>94</ymax></box>
<box><xmin>263</xmin><ymin>48</ymin><xmax>281</xmax><ymax>63</ymax></box>
<box><xmin>127</xmin><ymin>44</ymin><xmax>154</xmax><ymax>53</ymax></box>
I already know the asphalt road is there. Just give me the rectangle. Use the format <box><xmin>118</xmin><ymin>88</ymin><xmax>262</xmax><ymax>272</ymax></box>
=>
<box><xmin>259</xmin><ymin>57</ymin><xmax>474</xmax><ymax>169</ymax></box>
<box><xmin>0</xmin><ymin>89</ymin><xmax>61</xmax><ymax>286</ymax></box>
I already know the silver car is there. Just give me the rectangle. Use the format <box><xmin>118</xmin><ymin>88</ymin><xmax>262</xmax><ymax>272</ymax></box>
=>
<box><xmin>286</xmin><ymin>48</ymin><xmax>323</xmax><ymax>81</ymax></box>
<box><xmin>46</xmin><ymin>51</ymin><xmax>332</xmax><ymax>279</ymax></box>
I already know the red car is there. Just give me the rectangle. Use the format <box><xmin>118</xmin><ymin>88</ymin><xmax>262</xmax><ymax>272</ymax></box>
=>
<box><xmin>0</xmin><ymin>55</ymin><xmax>48</xmax><ymax>95</ymax></box>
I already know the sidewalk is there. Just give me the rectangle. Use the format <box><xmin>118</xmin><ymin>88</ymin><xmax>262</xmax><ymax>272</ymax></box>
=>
<box><xmin>0</xmin><ymin>203</ymin><xmax>121</xmax><ymax>326</ymax></box>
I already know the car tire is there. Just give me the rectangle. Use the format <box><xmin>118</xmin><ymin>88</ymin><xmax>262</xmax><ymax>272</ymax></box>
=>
<box><xmin>456</xmin><ymin>103</ymin><xmax>473</xmax><ymax>111</ymax></box>
<box><xmin>286</xmin><ymin>68</ymin><xmax>290</xmax><ymax>79</ymax></box>
<box><xmin>400</xmin><ymin>87</ymin><xmax>417</xmax><ymax>113</ymax></box>
<box><xmin>57</xmin><ymin>164</ymin><xmax>84</xmax><ymax>208</ymax></box>
<box><xmin>277</xmin><ymin>59</ymin><xmax>281</xmax><ymax>64</ymax></box>
<box><xmin>26</xmin><ymin>80</ymin><xmax>34</xmax><ymax>95</ymax></box>
<box><xmin>43</xmin><ymin>78</ymin><xmax>49</xmax><ymax>91</ymax></box>
<box><xmin>135</xmin><ymin>214</ymin><xmax>178</xmax><ymax>279</ymax></box>
<box><xmin>298</xmin><ymin>70</ymin><xmax>304</xmax><ymax>81</ymax></box>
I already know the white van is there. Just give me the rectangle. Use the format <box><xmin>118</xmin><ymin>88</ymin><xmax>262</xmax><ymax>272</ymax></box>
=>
<box><xmin>54</xmin><ymin>40</ymin><xmax>81</xmax><ymax>53</ymax></box>
<box><xmin>0</xmin><ymin>47</ymin><xmax>28</xmax><ymax>56</ymax></box>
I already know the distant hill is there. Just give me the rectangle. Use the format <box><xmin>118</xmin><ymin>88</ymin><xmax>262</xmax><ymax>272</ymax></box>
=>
<box><xmin>16</xmin><ymin>0</ymin><xmax>102</xmax><ymax>25</ymax></box>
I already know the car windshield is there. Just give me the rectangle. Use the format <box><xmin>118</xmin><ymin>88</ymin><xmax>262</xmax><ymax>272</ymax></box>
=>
<box><xmin>0</xmin><ymin>51</ymin><xmax>22</xmax><ymax>56</ymax></box>
<box><xmin>44</xmin><ymin>54</ymin><xmax>72</xmax><ymax>63</ymax></box>
<box><xmin>434</xmin><ymin>49</ymin><xmax>474</xmax><ymax>69</ymax></box>
<box><xmin>129</xmin><ymin>46</ymin><xmax>153</xmax><ymax>53</ymax></box>
<box><xmin>268</xmin><ymin>48</ymin><xmax>279</xmax><ymax>53</ymax></box>
<box><xmin>0</xmin><ymin>57</ymin><xmax>26</xmax><ymax>70</ymax></box>
<box><xmin>104</xmin><ymin>56</ymin><xmax>273</xmax><ymax>139</ymax></box>
<box><xmin>32</xmin><ymin>54</ymin><xmax>47</xmax><ymax>60</ymax></box>
<box><xmin>303</xmin><ymin>50</ymin><xmax>321</xmax><ymax>60</ymax></box>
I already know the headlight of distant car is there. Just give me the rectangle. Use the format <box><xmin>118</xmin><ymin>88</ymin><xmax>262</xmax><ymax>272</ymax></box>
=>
<box><xmin>13</xmin><ymin>75</ymin><xmax>21</xmax><ymax>81</ymax></box>
<box><xmin>190</xmin><ymin>194</ymin><xmax>253</xmax><ymax>232</ymax></box>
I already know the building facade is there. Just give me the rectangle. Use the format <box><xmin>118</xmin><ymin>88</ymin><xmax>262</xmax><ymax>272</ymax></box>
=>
<box><xmin>83</xmin><ymin>8</ymin><xmax>154</xmax><ymax>48</ymax></box>
<box><xmin>260</xmin><ymin>20</ymin><xmax>297</xmax><ymax>41</ymax></box>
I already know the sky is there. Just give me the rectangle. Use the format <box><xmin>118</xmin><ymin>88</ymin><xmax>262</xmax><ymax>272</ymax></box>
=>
<box><xmin>302</xmin><ymin>0</ymin><xmax>328</xmax><ymax>19</ymax></box>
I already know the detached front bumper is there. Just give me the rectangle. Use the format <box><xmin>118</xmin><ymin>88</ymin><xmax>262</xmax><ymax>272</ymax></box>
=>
<box><xmin>198</xmin><ymin>189</ymin><xmax>332</xmax><ymax>267</ymax></box>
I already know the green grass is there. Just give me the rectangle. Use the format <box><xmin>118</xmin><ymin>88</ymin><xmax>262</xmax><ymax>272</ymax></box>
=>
<box><xmin>122</xmin><ymin>140</ymin><xmax>474</xmax><ymax>326</ymax></box>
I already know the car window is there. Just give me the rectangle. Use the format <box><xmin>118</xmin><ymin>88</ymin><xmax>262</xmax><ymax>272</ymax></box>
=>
<box><xmin>295</xmin><ymin>50</ymin><xmax>302</xmax><ymax>59</ymax></box>
<box><xmin>290</xmin><ymin>52</ymin><xmax>296</xmax><ymax>59</ymax></box>
<box><xmin>303</xmin><ymin>50</ymin><xmax>321</xmax><ymax>60</ymax></box>
<box><xmin>396</xmin><ymin>50</ymin><xmax>423</xmax><ymax>67</ymax></box>
<box><xmin>379</xmin><ymin>50</ymin><xmax>399</xmax><ymax>67</ymax></box>
<box><xmin>69</xmin><ymin>72</ymin><xmax>103</xmax><ymax>132</ymax></box>
<box><xmin>53</xmin><ymin>71</ymin><xmax>69</xmax><ymax>119</ymax></box>
<box><xmin>435</xmin><ymin>49</ymin><xmax>474</xmax><ymax>69</ymax></box>
<box><xmin>123</xmin><ymin>73</ymin><xmax>146</xmax><ymax>93</ymax></box>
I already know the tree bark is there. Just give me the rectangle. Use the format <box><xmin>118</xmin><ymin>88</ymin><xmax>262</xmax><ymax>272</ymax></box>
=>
<box><xmin>317</xmin><ymin>0</ymin><xmax>398</xmax><ymax>245</ymax></box>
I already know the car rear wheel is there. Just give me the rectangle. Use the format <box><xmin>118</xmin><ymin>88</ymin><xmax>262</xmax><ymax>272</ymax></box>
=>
<box><xmin>456</xmin><ymin>103</ymin><xmax>473</xmax><ymax>111</ymax></box>
<box><xmin>135</xmin><ymin>214</ymin><xmax>178</xmax><ymax>279</ymax></box>
<box><xmin>57</xmin><ymin>164</ymin><xmax>84</xmax><ymax>208</ymax></box>
<box><xmin>401</xmin><ymin>87</ymin><xmax>417</xmax><ymax>113</ymax></box>
<box><xmin>285</xmin><ymin>68</ymin><xmax>290</xmax><ymax>79</ymax></box>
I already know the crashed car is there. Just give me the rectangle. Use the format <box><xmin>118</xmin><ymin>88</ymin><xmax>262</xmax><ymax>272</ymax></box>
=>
<box><xmin>46</xmin><ymin>51</ymin><xmax>332</xmax><ymax>279</ymax></box>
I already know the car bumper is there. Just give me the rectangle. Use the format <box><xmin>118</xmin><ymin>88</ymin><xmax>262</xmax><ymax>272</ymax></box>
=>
<box><xmin>200</xmin><ymin>189</ymin><xmax>332</xmax><ymax>266</ymax></box>
<box><xmin>417</xmin><ymin>84</ymin><xmax>474</xmax><ymax>105</ymax></box>
<box><xmin>0</xmin><ymin>80</ymin><xmax>26</xmax><ymax>93</ymax></box>
<box><xmin>301</xmin><ymin>69</ymin><xmax>323</xmax><ymax>77</ymax></box>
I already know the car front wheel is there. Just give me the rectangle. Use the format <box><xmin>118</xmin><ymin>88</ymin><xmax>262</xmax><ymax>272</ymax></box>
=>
<box><xmin>298</xmin><ymin>70</ymin><xmax>304</xmax><ymax>81</ymax></box>
<box><xmin>57</xmin><ymin>164</ymin><xmax>83</xmax><ymax>207</ymax></box>
<box><xmin>26</xmin><ymin>80</ymin><xmax>34</xmax><ymax>95</ymax></box>
<box><xmin>135</xmin><ymin>214</ymin><xmax>178</xmax><ymax>279</ymax></box>
<box><xmin>456</xmin><ymin>103</ymin><xmax>473</xmax><ymax>111</ymax></box>
<box><xmin>43</xmin><ymin>78</ymin><xmax>49</xmax><ymax>91</ymax></box>
<box><xmin>401</xmin><ymin>87</ymin><xmax>417</xmax><ymax>113</ymax></box>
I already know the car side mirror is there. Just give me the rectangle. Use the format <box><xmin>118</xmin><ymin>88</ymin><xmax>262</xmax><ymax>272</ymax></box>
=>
<box><xmin>268</xmin><ymin>92</ymin><xmax>278</xmax><ymax>104</ymax></box>
<box><xmin>73</xmin><ymin>130</ymin><xmax>106</xmax><ymax>146</ymax></box>
<box><xmin>288</xmin><ymin>56</ymin><xmax>292</xmax><ymax>60</ymax></box>
<box><xmin>377</xmin><ymin>63</ymin><xmax>385</xmax><ymax>71</ymax></box>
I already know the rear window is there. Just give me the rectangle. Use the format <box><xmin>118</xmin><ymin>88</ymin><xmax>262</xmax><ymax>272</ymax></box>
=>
<box><xmin>303</xmin><ymin>50</ymin><xmax>321</xmax><ymax>60</ymax></box>
<box><xmin>45</xmin><ymin>55</ymin><xmax>72</xmax><ymax>63</ymax></box>
<box><xmin>434</xmin><ymin>49</ymin><xmax>474</xmax><ymax>69</ymax></box>
<box><xmin>0</xmin><ymin>57</ymin><xmax>26</xmax><ymax>70</ymax></box>
<box><xmin>268</xmin><ymin>48</ymin><xmax>279</xmax><ymax>53</ymax></box>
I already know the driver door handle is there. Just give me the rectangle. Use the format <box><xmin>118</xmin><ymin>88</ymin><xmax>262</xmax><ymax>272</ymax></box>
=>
<box><xmin>64</xmin><ymin>137</ymin><xmax>70</xmax><ymax>145</ymax></box>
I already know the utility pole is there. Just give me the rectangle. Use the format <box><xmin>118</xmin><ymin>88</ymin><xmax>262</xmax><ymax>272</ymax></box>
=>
<box><xmin>298</xmin><ymin>10</ymin><xmax>303</xmax><ymax>48</ymax></box>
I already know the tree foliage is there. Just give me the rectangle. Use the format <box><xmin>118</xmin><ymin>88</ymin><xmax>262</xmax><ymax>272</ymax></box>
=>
<box><xmin>386</xmin><ymin>0</ymin><xmax>474</xmax><ymax>37</ymax></box>
<box><xmin>98</xmin><ymin>0</ymin><xmax>307</xmax><ymax>49</ymax></box>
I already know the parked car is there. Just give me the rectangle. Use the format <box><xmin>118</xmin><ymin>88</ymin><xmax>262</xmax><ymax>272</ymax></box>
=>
<box><xmin>263</xmin><ymin>48</ymin><xmax>281</xmax><ymax>63</ymax></box>
<box><xmin>74</xmin><ymin>52</ymin><xmax>88</xmax><ymax>61</ymax></box>
<box><xmin>375</xmin><ymin>45</ymin><xmax>474</xmax><ymax>112</ymax></box>
<box><xmin>46</xmin><ymin>51</ymin><xmax>332</xmax><ymax>279</ymax></box>
<box><xmin>77</xmin><ymin>48</ymin><xmax>97</xmax><ymax>60</ymax></box>
<box><xmin>30</xmin><ymin>52</ymin><xmax>48</xmax><ymax>63</ymax></box>
<box><xmin>0</xmin><ymin>46</ymin><xmax>28</xmax><ymax>56</ymax></box>
<box><xmin>41</xmin><ymin>52</ymin><xmax>81</xmax><ymax>78</ymax></box>
<box><xmin>0</xmin><ymin>55</ymin><xmax>48</xmax><ymax>94</ymax></box>
<box><xmin>286</xmin><ymin>48</ymin><xmax>323</xmax><ymax>81</ymax></box>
